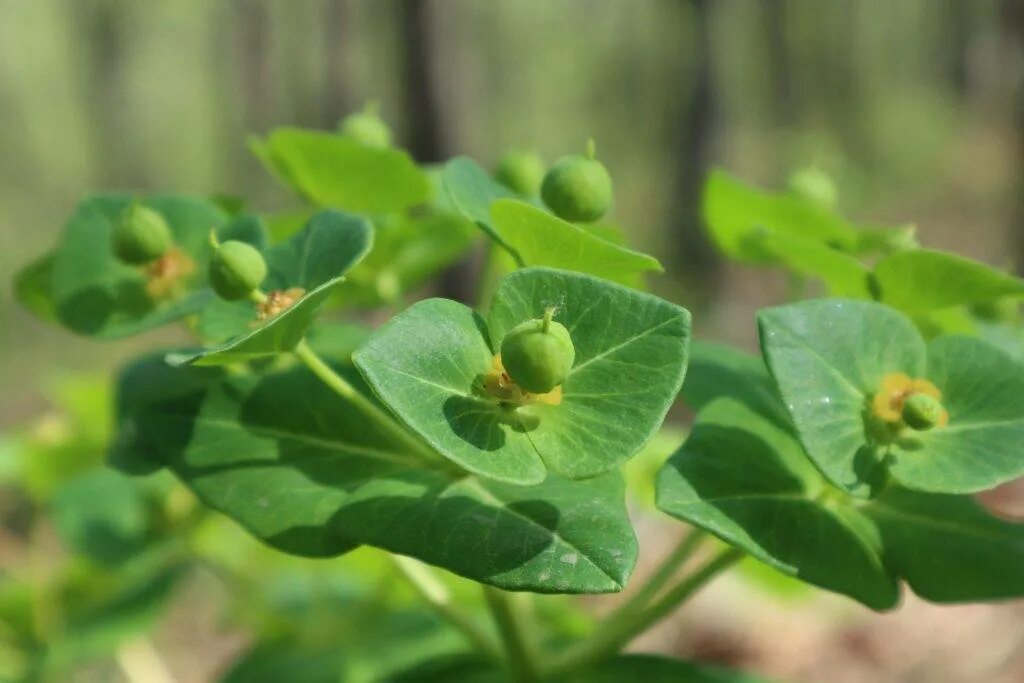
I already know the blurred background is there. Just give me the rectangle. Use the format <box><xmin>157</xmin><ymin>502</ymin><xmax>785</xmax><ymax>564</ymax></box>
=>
<box><xmin>1</xmin><ymin>1</ymin><xmax>1023</xmax><ymax>682</ymax></box>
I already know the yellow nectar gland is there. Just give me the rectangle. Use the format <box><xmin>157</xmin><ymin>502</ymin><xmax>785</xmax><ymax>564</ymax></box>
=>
<box><xmin>482</xmin><ymin>354</ymin><xmax>563</xmax><ymax>407</ymax></box>
<box><xmin>871</xmin><ymin>372</ymin><xmax>949</xmax><ymax>428</ymax></box>
<box><xmin>144</xmin><ymin>247</ymin><xmax>196</xmax><ymax>299</ymax></box>
<box><xmin>256</xmin><ymin>288</ymin><xmax>306</xmax><ymax>322</ymax></box>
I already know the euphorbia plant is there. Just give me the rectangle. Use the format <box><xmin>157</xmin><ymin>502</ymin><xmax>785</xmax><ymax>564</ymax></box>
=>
<box><xmin>13</xmin><ymin>109</ymin><xmax>1024</xmax><ymax>682</ymax></box>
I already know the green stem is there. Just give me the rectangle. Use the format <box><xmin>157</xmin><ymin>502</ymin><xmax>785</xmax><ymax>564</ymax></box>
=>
<box><xmin>392</xmin><ymin>555</ymin><xmax>501</xmax><ymax>661</ymax></box>
<box><xmin>546</xmin><ymin>547</ymin><xmax>742</xmax><ymax>676</ymax></box>
<box><xmin>292</xmin><ymin>339</ymin><xmax>439</xmax><ymax>463</ymax></box>
<box><xmin>483</xmin><ymin>587</ymin><xmax>539</xmax><ymax>682</ymax></box>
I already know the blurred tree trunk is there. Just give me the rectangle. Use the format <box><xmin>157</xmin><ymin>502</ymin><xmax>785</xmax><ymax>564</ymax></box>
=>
<box><xmin>398</xmin><ymin>0</ymin><xmax>446</xmax><ymax>163</ymax></box>
<box><xmin>670</xmin><ymin>0</ymin><xmax>721</xmax><ymax>298</ymax></box>
<box><xmin>76</xmin><ymin>0</ymin><xmax>146</xmax><ymax>188</ymax></box>
<box><xmin>764</xmin><ymin>0</ymin><xmax>795</xmax><ymax>127</ymax></box>
<box><xmin>323</xmin><ymin>0</ymin><xmax>354</xmax><ymax>125</ymax></box>
<box><xmin>1003</xmin><ymin>0</ymin><xmax>1024</xmax><ymax>275</ymax></box>
<box><xmin>397</xmin><ymin>0</ymin><xmax>477</xmax><ymax>301</ymax></box>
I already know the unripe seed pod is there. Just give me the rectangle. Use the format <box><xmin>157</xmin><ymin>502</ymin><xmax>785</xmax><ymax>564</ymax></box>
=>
<box><xmin>902</xmin><ymin>393</ymin><xmax>944</xmax><ymax>431</ymax></box>
<box><xmin>499</xmin><ymin>309</ymin><xmax>575</xmax><ymax>394</ymax></box>
<box><xmin>495</xmin><ymin>151</ymin><xmax>546</xmax><ymax>196</ymax></box>
<box><xmin>541</xmin><ymin>140</ymin><xmax>612</xmax><ymax>223</ymax></box>
<box><xmin>208</xmin><ymin>240</ymin><xmax>267</xmax><ymax>301</ymax></box>
<box><xmin>787</xmin><ymin>167</ymin><xmax>838</xmax><ymax>210</ymax></box>
<box><xmin>339</xmin><ymin>103</ymin><xmax>392</xmax><ymax>149</ymax></box>
<box><xmin>112</xmin><ymin>203</ymin><xmax>172</xmax><ymax>265</ymax></box>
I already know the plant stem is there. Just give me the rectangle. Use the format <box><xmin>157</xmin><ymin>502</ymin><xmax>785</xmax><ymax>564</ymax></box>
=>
<box><xmin>599</xmin><ymin>530</ymin><xmax>705</xmax><ymax>632</ymax></box>
<box><xmin>546</xmin><ymin>546</ymin><xmax>742</xmax><ymax>675</ymax></box>
<box><xmin>391</xmin><ymin>555</ymin><xmax>502</xmax><ymax>661</ymax></box>
<box><xmin>292</xmin><ymin>339</ymin><xmax>438</xmax><ymax>463</ymax></box>
<box><xmin>483</xmin><ymin>586</ymin><xmax>540</xmax><ymax>682</ymax></box>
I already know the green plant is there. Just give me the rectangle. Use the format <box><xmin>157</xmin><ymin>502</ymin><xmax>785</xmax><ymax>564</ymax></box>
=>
<box><xmin>12</xmin><ymin>111</ymin><xmax>1024</xmax><ymax>683</ymax></box>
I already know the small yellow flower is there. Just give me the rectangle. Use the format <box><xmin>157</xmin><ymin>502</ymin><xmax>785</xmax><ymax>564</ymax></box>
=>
<box><xmin>482</xmin><ymin>354</ymin><xmax>563</xmax><ymax>406</ymax></box>
<box><xmin>871</xmin><ymin>372</ymin><xmax>948</xmax><ymax>427</ymax></box>
<box><xmin>256</xmin><ymin>288</ymin><xmax>307</xmax><ymax>322</ymax></box>
<box><xmin>144</xmin><ymin>247</ymin><xmax>196</xmax><ymax>299</ymax></box>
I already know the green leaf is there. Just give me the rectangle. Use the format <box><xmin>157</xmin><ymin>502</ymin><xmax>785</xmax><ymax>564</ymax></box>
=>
<box><xmin>703</xmin><ymin>170</ymin><xmax>857</xmax><ymax>263</ymax></box>
<box><xmin>568</xmin><ymin>654</ymin><xmax>773</xmax><ymax>683</ymax></box>
<box><xmin>49</xmin><ymin>194</ymin><xmax>234</xmax><ymax>338</ymax></box>
<box><xmin>887</xmin><ymin>335</ymin><xmax>1024</xmax><ymax>493</ymax></box>
<box><xmin>656</xmin><ymin>400</ymin><xmax>898</xmax><ymax>609</ymax></box>
<box><xmin>252</xmin><ymin>128</ymin><xmax>430</xmax><ymax>213</ymax></box>
<box><xmin>354</xmin><ymin>268</ymin><xmax>691</xmax><ymax>483</ymax></box>
<box><xmin>751</xmin><ymin>231</ymin><xmax>871</xmax><ymax>298</ymax></box>
<box><xmin>13</xmin><ymin>251</ymin><xmax>58</xmax><ymax>322</ymax></box>
<box><xmin>682</xmin><ymin>342</ymin><xmax>791</xmax><ymax>426</ymax></box>
<box><xmin>334</xmin><ymin>210</ymin><xmax>477</xmax><ymax>308</ymax></box>
<box><xmin>490</xmin><ymin>199</ymin><xmax>662</xmax><ymax>286</ymax></box>
<box><xmin>50</xmin><ymin>468</ymin><xmax>151</xmax><ymax>565</ymax></box>
<box><xmin>113</xmin><ymin>360</ymin><xmax>638</xmax><ymax>593</ymax></box>
<box><xmin>441</xmin><ymin>156</ymin><xmax>516</xmax><ymax>248</ymax></box>
<box><xmin>758</xmin><ymin>299</ymin><xmax>926</xmax><ymax>496</ymax></box>
<box><xmin>863</xmin><ymin>488</ymin><xmax>1024</xmax><ymax>602</ymax></box>
<box><xmin>872</xmin><ymin>249</ymin><xmax>1024</xmax><ymax>314</ymax></box>
<box><xmin>172</xmin><ymin>211</ymin><xmax>373</xmax><ymax>366</ymax></box>
<box><xmin>759</xmin><ymin>299</ymin><xmax>1024</xmax><ymax>495</ymax></box>
<box><xmin>657</xmin><ymin>399</ymin><xmax>1024</xmax><ymax>608</ymax></box>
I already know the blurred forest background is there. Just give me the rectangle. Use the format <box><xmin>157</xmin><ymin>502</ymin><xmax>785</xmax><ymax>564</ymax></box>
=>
<box><xmin>1</xmin><ymin>1</ymin><xmax>1024</xmax><ymax>682</ymax></box>
<box><xmin>3</xmin><ymin>0</ymin><xmax>1024</xmax><ymax>422</ymax></box>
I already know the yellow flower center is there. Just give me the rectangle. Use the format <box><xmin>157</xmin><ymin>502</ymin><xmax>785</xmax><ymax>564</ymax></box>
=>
<box><xmin>145</xmin><ymin>247</ymin><xmax>196</xmax><ymax>299</ymax></box>
<box><xmin>871</xmin><ymin>372</ymin><xmax>948</xmax><ymax>427</ymax></box>
<box><xmin>256</xmin><ymin>288</ymin><xmax>306</xmax><ymax>322</ymax></box>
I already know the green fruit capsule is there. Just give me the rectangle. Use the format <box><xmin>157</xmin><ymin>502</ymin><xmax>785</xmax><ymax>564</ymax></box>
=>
<box><xmin>494</xmin><ymin>150</ymin><xmax>546</xmax><ymax>196</ymax></box>
<box><xmin>208</xmin><ymin>239</ymin><xmax>267</xmax><ymax>301</ymax></box>
<box><xmin>541</xmin><ymin>139</ymin><xmax>612</xmax><ymax>223</ymax></box>
<box><xmin>902</xmin><ymin>393</ymin><xmax>944</xmax><ymax>431</ymax></box>
<box><xmin>500</xmin><ymin>308</ymin><xmax>576</xmax><ymax>394</ymax></box>
<box><xmin>339</xmin><ymin>102</ymin><xmax>392</xmax><ymax>149</ymax></box>
<box><xmin>112</xmin><ymin>203</ymin><xmax>172</xmax><ymax>265</ymax></box>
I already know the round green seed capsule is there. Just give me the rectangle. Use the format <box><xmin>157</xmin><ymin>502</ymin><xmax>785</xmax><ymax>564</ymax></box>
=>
<box><xmin>902</xmin><ymin>393</ymin><xmax>944</xmax><ymax>431</ymax></box>
<box><xmin>500</xmin><ymin>309</ymin><xmax>576</xmax><ymax>394</ymax></box>
<box><xmin>494</xmin><ymin>151</ymin><xmax>546</xmax><ymax>196</ymax></box>
<box><xmin>112</xmin><ymin>203</ymin><xmax>172</xmax><ymax>265</ymax></box>
<box><xmin>787</xmin><ymin>167</ymin><xmax>838</xmax><ymax>210</ymax></box>
<box><xmin>339</xmin><ymin>103</ymin><xmax>392</xmax><ymax>149</ymax></box>
<box><xmin>208</xmin><ymin>239</ymin><xmax>267</xmax><ymax>301</ymax></box>
<box><xmin>541</xmin><ymin>140</ymin><xmax>612</xmax><ymax>223</ymax></box>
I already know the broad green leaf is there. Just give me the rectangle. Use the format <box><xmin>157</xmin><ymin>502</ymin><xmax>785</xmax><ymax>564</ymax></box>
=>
<box><xmin>873</xmin><ymin>249</ymin><xmax>1024</xmax><ymax>314</ymax></box>
<box><xmin>657</xmin><ymin>399</ymin><xmax>1024</xmax><ymax>608</ymax></box>
<box><xmin>758</xmin><ymin>299</ymin><xmax>924</xmax><ymax>496</ymax></box>
<box><xmin>50</xmin><ymin>468</ymin><xmax>151</xmax><ymax>565</ymax></box>
<box><xmin>441</xmin><ymin>156</ymin><xmax>516</xmax><ymax>248</ymax></box>
<box><xmin>305</xmin><ymin>322</ymin><xmax>373</xmax><ymax>362</ymax></box>
<box><xmin>13</xmin><ymin>251</ymin><xmax>58</xmax><ymax>322</ymax></box>
<box><xmin>703</xmin><ymin>170</ymin><xmax>857</xmax><ymax>263</ymax></box>
<box><xmin>49</xmin><ymin>194</ymin><xmax>234</xmax><ymax>338</ymax></box>
<box><xmin>252</xmin><ymin>128</ymin><xmax>430</xmax><ymax>213</ymax></box>
<box><xmin>760</xmin><ymin>299</ymin><xmax>1024</xmax><ymax>495</ymax></box>
<box><xmin>682</xmin><ymin>342</ymin><xmax>791</xmax><ymax>426</ymax></box>
<box><xmin>863</xmin><ymin>488</ymin><xmax>1024</xmax><ymax>602</ymax></box>
<box><xmin>490</xmin><ymin>199</ymin><xmax>661</xmax><ymax>286</ymax></box>
<box><xmin>656</xmin><ymin>400</ymin><xmax>897</xmax><ymax>609</ymax></box>
<box><xmin>113</xmin><ymin>360</ymin><xmax>638</xmax><ymax>593</ymax></box>
<box><xmin>887</xmin><ymin>335</ymin><xmax>1024</xmax><ymax>493</ymax></box>
<box><xmin>334</xmin><ymin>210</ymin><xmax>477</xmax><ymax>308</ymax></box>
<box><xmin>752</xmin><ymin>231</ymin><xmax>871</xmax><ymax>298</ymax></box>
<box><xmin>354</xmin><ymin>268</ymin><xmax>690</xmax><ymax>483</ymax></box>
<box><xmin>172</xmin><ymin>211</ymin><xmax>372</xmax><ymax>366</ymax></box>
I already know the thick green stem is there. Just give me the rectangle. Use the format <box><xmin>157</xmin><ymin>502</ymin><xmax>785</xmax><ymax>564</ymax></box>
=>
<box><xmin>392</xmin><ymin>555</ymin><xmax>501</xmax><ymax>661</ymax></box>
<box><xmin>292</xmin><ymin>339</ymin><xmax>438</xmax><ymax>463</ymax></box>
<box><xmin>483</xmin><ymin>587</ymin><xmax>539</xmax><ymax>683</ymax></box>
<box><xmin>546</xmin><ymin>547</ymin><xmax>742</xmax><ymax>675</ymax></box>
